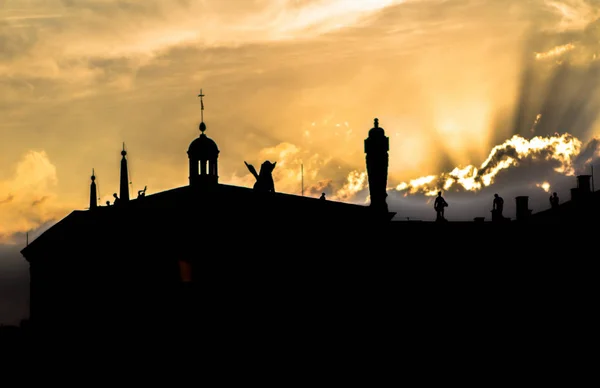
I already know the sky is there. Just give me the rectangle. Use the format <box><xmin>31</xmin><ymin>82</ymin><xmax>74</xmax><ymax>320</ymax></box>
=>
<box><xmin>2</xmin><ymin>0</ymin><xmax>600</xmax><ymax>323</ymax></box>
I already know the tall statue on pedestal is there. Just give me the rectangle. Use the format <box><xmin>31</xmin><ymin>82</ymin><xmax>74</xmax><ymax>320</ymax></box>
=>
<box><xmin>364</xmin><ymin>118</ymin><xmax>389</xmax><ymax>214</ymax></box>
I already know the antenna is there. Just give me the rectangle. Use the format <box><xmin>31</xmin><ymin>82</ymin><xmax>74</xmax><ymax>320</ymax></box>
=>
<box><xmin>128</xmin><ymin>147</ymin><xmax>133</xmax><ymax>199</ymax></box>
<box><xmin>301</xmin><ymin>163</ymin><xmax>304</xmax><ymax>196</ymax></box>
<box><xmin>26</xmin><ymin>232</ymin><xmax>29</xmax><ymax>247</ymax></box>
<box><xmin>96</xmin><ymin>172</ymin><xmax>102</xmax><ymax>201</ymax></box>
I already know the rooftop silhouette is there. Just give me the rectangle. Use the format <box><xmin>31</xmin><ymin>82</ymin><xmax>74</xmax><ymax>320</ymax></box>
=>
<box><xmin>15</xmin><ymin>91</ymin><xmax>600</xmax><ymax>342</ymax></box>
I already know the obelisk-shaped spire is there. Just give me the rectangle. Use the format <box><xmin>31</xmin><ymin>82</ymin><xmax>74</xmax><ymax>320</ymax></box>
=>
<box><xmin>120</xmin><ymin>143</ymin><xmax>130</xmax><ymax>202</ymax></box>
<box><xmin>90</xmin><ymin>169</ymin><xmax>97</xmax><ymax>210</ymax></box>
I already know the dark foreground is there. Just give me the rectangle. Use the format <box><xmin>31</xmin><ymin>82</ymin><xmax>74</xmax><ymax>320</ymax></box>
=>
<box><xmin>3</xmin><ymin>221</ymin><xmax>594</xmax><ymax>360</ymax></box>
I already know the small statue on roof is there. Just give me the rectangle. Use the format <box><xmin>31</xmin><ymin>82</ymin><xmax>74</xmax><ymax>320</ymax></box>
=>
<box><xmin>244</xmin><ymin>160</ymin><xmax>277</xmax><ymax>193</ymax></box>
<box><xmin>137</xmin><ymin>186</ymin><xmax>147</xmax><ymax>198</ymax></box>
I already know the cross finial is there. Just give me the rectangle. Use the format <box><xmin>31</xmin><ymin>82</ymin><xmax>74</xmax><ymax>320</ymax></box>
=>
<box><xmin>198</xmin><ymin>89</ymin><xmax>205</xmax><ymax>123</ymax></box>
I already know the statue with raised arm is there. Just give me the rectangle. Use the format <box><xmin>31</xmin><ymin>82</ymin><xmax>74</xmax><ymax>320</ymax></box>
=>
<box><xmin>244</xmin><ymin>160</ymin><xmax>277</xmax><ymax>193</ymax></box>
<box><xmin>137</xmin><ymin>186</ymin><xmax>147</xmax><ymax>198</ymax></box>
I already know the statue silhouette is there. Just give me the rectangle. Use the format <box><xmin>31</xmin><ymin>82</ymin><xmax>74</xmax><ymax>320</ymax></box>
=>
<box><xmin>319</xmin><ymin>193</ymin><xmax>326</xmax><ymax>200</ymax></box>
<box><xmin>492</xmin><ymin>193</ymin><xmax>504</xmax><ymax>220</ymax></box>
<box><xmin>137</xmin><ymin>186</ymin><xmax>147</xmax><ymax>198</ymax></box>
<box><xmin>434</xmin><ymin>191</ymin><xmax>448</xmax><ymax>221</ymax></box>
<box><xmin>113</xmin><ymin>193</ymin><xmax>120</xmax><ymax>206</ymax></box>
<box><xmin>244</xmin><ymin>161</ymin><xmax>277</xmax><ymax>193</ymax></box>
<box><xmin>550</xmin><ymin>192</ymin><xmax>559</xmax><ymax>209</ymax></box>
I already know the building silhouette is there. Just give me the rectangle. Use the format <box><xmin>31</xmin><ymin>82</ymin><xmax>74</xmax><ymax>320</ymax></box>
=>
<box><xmin>17</xmin><ymin>99</ymin><xmax>599</xmax><ymax>338</ymax></box>
<box><xmin>20</xmin><ymin>105</ymin><xmax>398</xmax><ymax>333</ymax></box>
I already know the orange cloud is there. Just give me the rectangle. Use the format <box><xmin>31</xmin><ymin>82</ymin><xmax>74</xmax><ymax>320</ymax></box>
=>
<box><xmin>0</xmin><ymin>151</ymin><xmax>68</xmax><ymax>244</ymax></box>
<box><xmin>225</xmin><ymin>141</ymin><xmax>368</xmax><ymax>201</ymax></box>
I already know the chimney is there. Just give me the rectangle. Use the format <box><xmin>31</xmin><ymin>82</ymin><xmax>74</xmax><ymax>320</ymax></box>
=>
<box><xmin>571</xmin><ymin>175</ymin><xmax>592</xmax><ymax>202</ymax></box>
<box><xmin>577</xmin><ymin>175</ymin><xmax>591</xmax><ymax>193</ymax></box>
<box><xmin>515</xmin><ymin>196</ymin><xmax>531</xmax><ymax>221</ymax></box>
<box><xmin>570</xmin><ymin>187</ymin><xmax>580</xmax><ymax>202</ymax></box>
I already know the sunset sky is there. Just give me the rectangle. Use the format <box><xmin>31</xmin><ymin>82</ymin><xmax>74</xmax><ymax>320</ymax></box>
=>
<box><xmin>2</xmin><ymin>0</ymin><xmax>600</xmax><ymax>321</ymax></box>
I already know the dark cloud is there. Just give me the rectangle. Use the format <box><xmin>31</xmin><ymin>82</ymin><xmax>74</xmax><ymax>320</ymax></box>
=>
<box><xmin>574</xmin><ymin>136</ymin><xmax>600</xmax><ymax>174</ymax></box>
<box><xmin>305</xmin><ymin>179</ymin><xmax>334</xmax><ymax>198</ymax></box>
<box><xmin>0</xmin><ymin>194</ymin><xmax>13</xmax><ymax>204</ymax></box>
<box><xmin>0</xmin><ymin>22</ymin><xmax>40</xmax><ymax>60</ymax></box>
<box><xmin>0</xmin><ymin>244</ymin><xmax>28</xmax><ymax>326</ymax></box>
<box><xmin>31</xmin><ymin>195</ymin><xmax>48</xmax><ymax>206</ymax></box>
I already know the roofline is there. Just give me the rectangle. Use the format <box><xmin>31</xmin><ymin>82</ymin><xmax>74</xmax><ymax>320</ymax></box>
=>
<box><xmin>20</xmin><ymin>210</ymin><xmax>84</xmax><ymax>259</ymax></box>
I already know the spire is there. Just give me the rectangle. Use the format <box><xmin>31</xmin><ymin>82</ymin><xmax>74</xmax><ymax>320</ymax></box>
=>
<box><xmin>120</xmin><ymin>143</ymin><xmax>130</xmax><ymax>202</ymax></box>
<box><xmin>198</xmin><ymin>89</ymin><xmax>206</xmax><ymax>133</ymax></box>
<box><xmin>90</xmin><ymin>168</ymin><xmax>97</xmax><ymax>210</ymax></box>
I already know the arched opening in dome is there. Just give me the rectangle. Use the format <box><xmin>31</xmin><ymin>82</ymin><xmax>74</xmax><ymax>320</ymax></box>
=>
<box><xmin>199</xmin><ymin>158</ymin><xmax>218</xmax><ymax>177</ymax></box>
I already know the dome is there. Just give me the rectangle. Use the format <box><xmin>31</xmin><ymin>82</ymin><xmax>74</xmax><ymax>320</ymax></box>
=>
<box><xmin>188</xmin><ymin>133</ymin><xmax>219</xmax><ymax>159</ymax></box>
<box><xmin>368</xmin><ymin>118</ymin><xmax>385</xmax><ymax>137</ymax></box>
<box><xmin>369</xmin><ymin>126</ymin><xmax>385</xmax><ymax>137</ymax></box>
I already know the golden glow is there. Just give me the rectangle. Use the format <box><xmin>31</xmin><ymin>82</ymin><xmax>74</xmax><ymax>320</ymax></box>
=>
<box><xmin>388</xmin><ymin>127</ymin><xmax>433</xmax><ymax>177</ymax></box>
<box><xmin>2</xmin><ymin>0</ymin><xmax>600</xmax><ymax>242</ymax></box>
<box><xmin>432</xmin><ymin>99</ymin><xmax>494</xmax><ymax>164</ymax></box>
<box><xmin>537</xmin><ymin>182</ymin><xmax>551</xmax><ymax>192</ymax></box>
